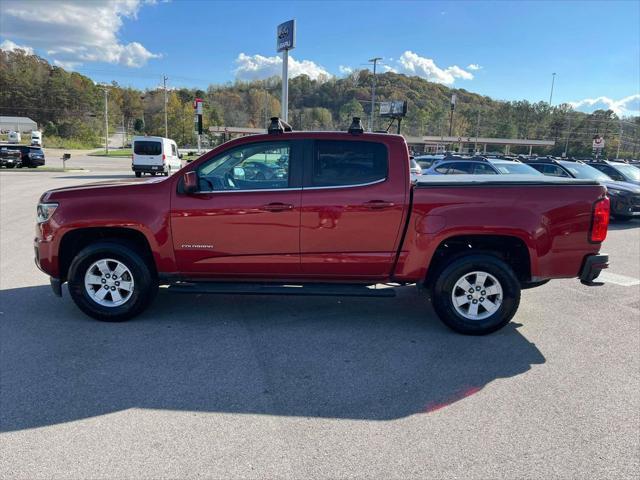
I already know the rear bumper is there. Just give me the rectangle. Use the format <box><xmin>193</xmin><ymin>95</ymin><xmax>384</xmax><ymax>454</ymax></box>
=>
<box><xmin>132</xmin><ymin>164</ymin><xmax>165</xmax><ymax>173</ymax></box>
<box><xmin>580</xmin><ymin>254</ymin><xmax>609</xmax><ymax>285</ymax></box>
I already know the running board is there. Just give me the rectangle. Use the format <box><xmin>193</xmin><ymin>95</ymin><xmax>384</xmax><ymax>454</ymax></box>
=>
<box><xmin>167</xmin><ymin>282</ymin><xmax>396</xmax><ymax>297</ymax></box>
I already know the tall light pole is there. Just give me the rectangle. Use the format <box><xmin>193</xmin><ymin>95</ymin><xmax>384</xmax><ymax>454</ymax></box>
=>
<box><xmin>368</xmin><ymin>57</ymin><xmax>382</xmax><ymax>132</ymax></box>
<box><xmin>616</xmin><ymin>120</ymin><xmax>623</xmax><ymax>158</ymax></box>
<box><xmin>549</xmin><ymin>72</ymin><xmax>556</xmax><ymax>106</ymax></box>
<box><xmin>162</xmin><ymin>74</ymin><xmax>168</xmax><ymax>138</ymax></box>
<box><xmin>449</xmin><ymin>93</ymin><xmax>457</xmax><ymax>138</ymax></box>
<box><xmin>99</xmin><ymin>84</ymin><xmax>109</xmax><ymax>155</ymax></box>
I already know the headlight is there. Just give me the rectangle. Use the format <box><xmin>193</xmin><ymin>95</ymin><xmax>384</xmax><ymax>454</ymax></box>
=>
<box><xmin>606</xmin><ymin>188</ymin><xmax>628</xmax><ymax>196</ymax></box>
<box><xmin>37</xmin><ymin>202</ymin><xmax>58</xmax><ymax>223</ymax></box>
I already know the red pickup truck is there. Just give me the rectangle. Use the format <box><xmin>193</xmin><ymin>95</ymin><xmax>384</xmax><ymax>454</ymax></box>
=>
<box><xmin>35</xmin><ymin>119</ymin><xmax>610</xmax><ymax>334</ymax></box>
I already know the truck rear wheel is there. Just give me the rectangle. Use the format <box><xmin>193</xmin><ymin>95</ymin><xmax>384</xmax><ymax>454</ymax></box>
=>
<box><xmin>135</xmin><ymin>171</ymin><xmax>141</xmax><ymax>178</ymax></box>
<box><xmin>67</xmin><ymin>241</ymin><xmax>158</xmax><ymax>322</ymax></box>
<box><xmin>431</xmin><ymin>254</ymin><xmax>521</xmax><ymax>335</ymax></box>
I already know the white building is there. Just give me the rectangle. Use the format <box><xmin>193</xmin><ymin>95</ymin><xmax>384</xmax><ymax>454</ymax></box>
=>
<box><xmin>0</xmin><ymin>116</ymin><xmax>38</xmax><ymax>133</ymax></box>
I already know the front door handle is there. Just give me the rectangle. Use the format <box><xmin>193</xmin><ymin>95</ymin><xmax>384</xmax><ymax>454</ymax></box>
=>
<box><xmin>364</xmin><ymin>200</ymin><xmax>395</xmax><ymax>209</ymax></box>
<box><xmin>261</xmin><ymin>202</ymin><xmax>294</xmax><ymax>212</ymax></box>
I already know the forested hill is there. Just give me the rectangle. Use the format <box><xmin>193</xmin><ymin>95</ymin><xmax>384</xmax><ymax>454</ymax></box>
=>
<box><xmin>1</xmin><ymin>49</ymin><xmax>638</xmax><ymax>156</ymax></box>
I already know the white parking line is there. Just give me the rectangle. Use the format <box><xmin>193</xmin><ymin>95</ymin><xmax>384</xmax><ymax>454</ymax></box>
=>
<box><xmin>598</xmin><ymin>271</ymin><xmax>640</xmax><ymax>287</ymax></box>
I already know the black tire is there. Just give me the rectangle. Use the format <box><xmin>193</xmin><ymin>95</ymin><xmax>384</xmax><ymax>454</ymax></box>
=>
<box><xmin>67</xmin><ymin>241</ymin><xmax>158</xmax><ymax>322</ymax></box>
<box><xmin>135</xmin><ymin>171</ymin><xmax>142</xmax><ymax>178</ymax></box>
<box><xmin>431</xmin><ymin>254</ymin><xmax>521</xmax><ymax>335</ymax></box>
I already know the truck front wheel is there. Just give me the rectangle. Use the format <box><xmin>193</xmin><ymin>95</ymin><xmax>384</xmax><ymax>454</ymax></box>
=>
<box><xmin>431</xmin><ymin>254</ymin><xmax>521</xmax><ymax>335</ymax></box>
<box><xmin>67</xmin><ymin>241</ymin><xmax>158</xmax><ymax>322</ymax></box>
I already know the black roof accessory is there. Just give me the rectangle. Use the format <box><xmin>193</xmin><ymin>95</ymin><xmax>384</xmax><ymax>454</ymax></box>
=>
<box><xmin>348</xmin><ymin>117</ymin><xmax>364</xmax><ymax>135</ymax></box>
<box><xmin>268</xmin><ymin>117</ymin><xmax>293</xmax><ymax>134</ymax></box>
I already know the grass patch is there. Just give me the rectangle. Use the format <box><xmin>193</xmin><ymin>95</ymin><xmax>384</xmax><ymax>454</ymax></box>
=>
<box><xmin>88</xmin><ymin>149</ymin><xmax>132</xmax><ymax>157</ymax></box>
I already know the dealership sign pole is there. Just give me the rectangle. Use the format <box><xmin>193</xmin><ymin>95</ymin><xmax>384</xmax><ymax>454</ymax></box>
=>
<box><xmin>277</xmin><ymin>20</ymin><xmax>295</xmax><ymax>123</ymax></box>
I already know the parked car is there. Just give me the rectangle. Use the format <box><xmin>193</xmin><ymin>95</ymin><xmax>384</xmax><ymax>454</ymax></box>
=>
<box><xmin>241</xmin><ymin>160</ymin><xmax>287</xmax><ymax>180</ymax></box>
<box><xmin>413</xmin><ymin>154</ymin><xmax>444</xmax><ymax>170</ymax></box>
<box><xmin>0</xmin><ymin>145</ymin><xmax>22</xmax><ymax>168</ymax></box>
<box><xmin>424</xmin><ymin>156</ymin><xmax>542</xmax><ymax>175</ymax></box>
<box><xmin>132</xmin><ymin>136</ymin><xmax>182</xmax><ymax>177</ymax></box>
<box><xmin>11</xmin><ymin>145</ymin><xmax>45</xmax><ymax>168</ymax></box>
<box><xmin>523</xmin><ymin>157</ymin><xmax>640</xmax><ymax>221</ymax></box>
<box><xmin>409</xmin><ymin>158</ymin><xmax>423</xmax><ymax>175</ymax></box>
<box><xmin>585</xmin><ymin>159</ymin><xmax>640</xmax><ymax>186</ymax></box>
<box><xmin>35</xmin><ymin>120</ymin><xmax>609</xmax><ymax>335</ymax></box>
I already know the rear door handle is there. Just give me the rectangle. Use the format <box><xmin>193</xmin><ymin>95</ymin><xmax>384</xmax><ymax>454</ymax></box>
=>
<box><xmin>364</xmin><ymin>200</ymin><xmax>395</xmax><ymax>209</ymax></box>
<box><xmin>261</xmin><ymin>202</ymin><xmax>294</xmax><ymax>212</ymax></box>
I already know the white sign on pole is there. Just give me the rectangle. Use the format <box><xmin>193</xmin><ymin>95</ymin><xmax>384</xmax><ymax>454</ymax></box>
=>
<box><xmin>593</xmin><ymin>136</ymin><xmax>605</xmax><ymax>149</ymax></box>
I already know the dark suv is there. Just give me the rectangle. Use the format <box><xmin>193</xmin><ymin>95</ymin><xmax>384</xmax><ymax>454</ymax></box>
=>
<box><xmin>13</xmin><ymin>145</ymin><xmax>45</xmax><ymax>168</ymax></box>
<box><xmin>585</xmin><ymin>160</ymin><xmax>640</xmax><ymax>186</ymax></box>
<box><xmin>523</xmin><ymin>157</ymin><xmax>640</xmax><ymax>221</ymax></box>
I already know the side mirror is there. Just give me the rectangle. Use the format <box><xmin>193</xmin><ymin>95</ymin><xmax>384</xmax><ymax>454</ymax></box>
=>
<box><xmin>179</xmin><ymin>153</ymin><xmax>183</xmax><ymax>159</ymax></box>
<box><xmin>183</xmin><ymin>171</ymin><xmax>198</xmax><ymax>194</ymax></box>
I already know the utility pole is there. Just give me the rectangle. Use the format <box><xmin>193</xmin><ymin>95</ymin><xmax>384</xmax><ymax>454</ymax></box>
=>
<box><xmin>101</xmin><ymin>85</ymin><xmax>109</xmax><ymax>155</ymax></box>
<box><xmin>163</xmin><ymin>74</ymin><xmax>168</xmax><ymax>138</ymax></box>
<box><xmin>448</xmin><ymin>93</ymin><xmax>457</xmax><ymax>137</ymax></box>
<box><xmin>616</xmin><ymin>121</ymin><xmax>623</xmax><ymax>158</ymax></box>
<box><xmin>549</xmin><ymin>72</ymin><xmax>556</xmax><ymax>106</ymax></box>
<box><xmin>474</xmin><ymin>110</ymin><xmax>481</xmax><ymax>153</ymax></box>
<box><xmin>564</xmin><ymin>113</ymin><xmax>572</xmax><ymax>157</ymax></box>
<box><xmin>368</xmin><ymin>57</ymin><xmax>382</xmax><ymax>132</ymax></box>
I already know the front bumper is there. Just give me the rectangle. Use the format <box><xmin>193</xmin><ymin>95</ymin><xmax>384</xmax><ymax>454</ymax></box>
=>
<box><xmin>580</xmin><ymin>254</ymin><xmax>609</xmax><ymax>285</ymax></box>
<box><xmin>610</xmin><ymin>195</ymin><xmax>640</xmax><ymax>218</ymax></box>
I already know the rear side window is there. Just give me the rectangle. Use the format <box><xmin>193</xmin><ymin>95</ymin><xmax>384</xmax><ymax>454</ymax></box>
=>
<box><xmin>134</xmin><ymin>141</ymin><xmax>162</xmax><ymax>156</ymax></box>
<box><xmin>312</xmin><ymin>141</ymin><xmax>387</xmax><ymax>187</ymax></box>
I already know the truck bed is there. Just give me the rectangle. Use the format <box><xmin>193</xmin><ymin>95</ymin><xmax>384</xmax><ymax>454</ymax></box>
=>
<box><xmin>416</xmin><ymin>174</ymin><xmax>600</xmax><ymax>187</ymax></box>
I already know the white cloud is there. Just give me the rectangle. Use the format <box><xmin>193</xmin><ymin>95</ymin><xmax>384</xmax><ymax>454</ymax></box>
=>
<box><xmin>339</xmin><ymin>65</ymin><xmax>354</xmax><ymax>75</ymax></box>
<box><xmin>382</xmin><ymin>64</ymin><xmax>398</xmax><ymax>73</ymax></box>
<box><xmin>0</xmin><ymin>39</ymin><xmax>34</xmax><ymax>55</ymax></box>
<box><xmin>569</xmin><ymin>94</ymin><xmax>640</xmax><ymax>117</ymax></box>
<box><xmin>234</xmin><ymin>53</ymin><xmax>331</xmax><ymax>81</ymax></box>
<box><xmin>395</xmin><ymin>51</ymin><xmax>474</xmax><ymax>85</ymax></box>
<box><xmin>0</xmin><ymin>0</ymin><xmax>161</xmax><ymax>68</ymax></box>
<box><xmin>467</xmin><ymin>63</ymin><xmax>482</xmax><ymax>71</ymax></box>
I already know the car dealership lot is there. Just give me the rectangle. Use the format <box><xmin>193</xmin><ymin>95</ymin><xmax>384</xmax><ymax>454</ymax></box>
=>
<box><xmin>1</xmin><ymin>169</ymin><xmax>639</xmax><ymax>479</ymax></box>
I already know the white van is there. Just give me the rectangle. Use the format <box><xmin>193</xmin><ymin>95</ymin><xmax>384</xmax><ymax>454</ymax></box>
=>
<box><xmin>31</xmin><ymin>131</ymin><xmax>42</xmax><ymax>146</ymax></box>
<box><xmin>8</xmin><ymin>131</ymin><xmax>21</xmax><ymax>143</ymax></box>
<box><xmin>132</xmin><ymin>136</ymin><xmax>182</xmax><ymax>177</ymax></box>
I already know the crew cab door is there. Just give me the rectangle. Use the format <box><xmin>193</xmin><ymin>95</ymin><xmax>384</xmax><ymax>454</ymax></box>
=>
<box><xmin>300</xmin><ymin>139</ymin><xmax>407</xmax><ymax>278</ymax></box>
<box><xmin>170</xmin><ymin>140</ymin><xmax>302</xmax><ymax>277</ymax></box>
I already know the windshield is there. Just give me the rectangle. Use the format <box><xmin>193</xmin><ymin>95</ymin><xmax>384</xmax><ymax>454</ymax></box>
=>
<box><xmin>491</xmin><ymin>162</ymin><xmax>542</xmax><ymax>175</ymax></box>
<box><xmin>134</xmin><ymin>141</ymin><xmax>162</xmax><ymax>156</ymax></box>
<box><xmin>559</xmin><ymin>161</ymin><xmax>611</xmax><ymax>181</ymax></box>
<box><xmin>614</xmin><ymin>163</ymin><xmax>640</xmax><ymax>182</ymax></box>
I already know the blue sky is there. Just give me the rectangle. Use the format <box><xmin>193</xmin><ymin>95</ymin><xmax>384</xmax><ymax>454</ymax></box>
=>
<box><xmin>1</xmin><ymin>0</ymin><xmax>639</xmax><ymax>115</ymax></box>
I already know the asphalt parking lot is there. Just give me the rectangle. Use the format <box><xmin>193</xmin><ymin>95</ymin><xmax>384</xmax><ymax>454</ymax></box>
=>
<box><xmin>1</xmin><ymin>160</ymin><xmax>639</xmax><ymax>479</ymax></box>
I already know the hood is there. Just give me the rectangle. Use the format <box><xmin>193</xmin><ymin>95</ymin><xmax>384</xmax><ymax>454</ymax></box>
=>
<box><xmin>40</xmin><ymin>176</ymin><xmax>166</xmax><ymax>202</ymax></box>
<box><xmin>601</xmin><ymin>180</ymin><xmax>640</xmax><ymax>194</ymax></box>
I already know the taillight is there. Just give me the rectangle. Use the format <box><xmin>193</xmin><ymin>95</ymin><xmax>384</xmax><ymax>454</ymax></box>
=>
<box><xmin>590</xmin><ymin>197</ymin><xmax>610</xmax><ymax>243</ymax></box>
<box><xmin>162</xmin><ymin>153</ymin><xmax>166</xmax><ymax>161</ymax></box>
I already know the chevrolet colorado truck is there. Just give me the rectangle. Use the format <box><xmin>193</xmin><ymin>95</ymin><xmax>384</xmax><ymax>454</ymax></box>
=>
<box><xmin>35</xmin><ymin>119</ymin><xmax>610</xmax><ymax>334</ymax></box>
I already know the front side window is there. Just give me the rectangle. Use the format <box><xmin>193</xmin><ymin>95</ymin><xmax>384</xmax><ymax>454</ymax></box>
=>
<box><xmin>197</xmin><ymin>142</ymin><xmax>290</xmax><ymax>191</ymax></box>
<box><xmin>312</xmin><ymin>141</ymin><xmax>387</xmax><ymax>187</ymax></box>
<box><xmin>171</xmin><ymin>144</ymin><xmax>177</xmax><ymax>156</ymax></box>
<box><xmin>134</xmin><ymin>141</ymin><xmax>162</xmax><ymax>156</ymax></box>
